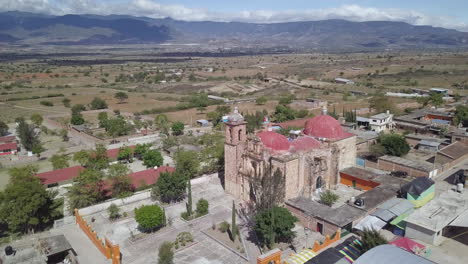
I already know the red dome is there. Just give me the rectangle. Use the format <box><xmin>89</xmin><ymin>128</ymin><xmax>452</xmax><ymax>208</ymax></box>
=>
<box><xmin>257</xmin><ymin>131</ymin><xmax>290</xmax><ymax>151</ymax></box>
<box><xmin>290</xmin><ymin>137</ymin><xmax>321</xmax><ymax>151</ymax></box>
<box><xmin>303</xmin><ymin>115</ymin><xmax>346</xmax><ymax>139</ymax></box>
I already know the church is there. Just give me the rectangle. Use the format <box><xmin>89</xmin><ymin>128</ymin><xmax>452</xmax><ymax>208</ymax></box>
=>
<box><xmin>224</xmin><ymin>107</ymin><xmax>356</xmax><ymax>203</ymax></box>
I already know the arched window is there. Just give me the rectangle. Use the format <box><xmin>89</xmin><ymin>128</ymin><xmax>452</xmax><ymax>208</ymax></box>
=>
<box><xmin>238</xmin><ymin>129</ymin><xmax>242</xmax><ymax>141</ymax></box>
<box><xmin>316</xmin><ymin>176</ymin><xmax>323</xmax><ymax>189</ymax></box>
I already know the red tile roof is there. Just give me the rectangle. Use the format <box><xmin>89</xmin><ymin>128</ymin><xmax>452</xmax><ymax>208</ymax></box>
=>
<box><xmin>36</xmin><ymin>166</ymin><xmax>85</xmax><ymax>185</ymax></box>
<box><xmin>106</xmin><ymin>145</ymin><xmax>135</xmax><ymax>159</ymax></box>
<box><xmin>128</xmin><ymin>166</ymin><xmax>175</xmax><ymax>188</ymax></box>
<box><xmin>257</xmin><ymin>131</ymin><xmax>290</xmax><ymax>151</ymax></box>
<box><xmin>290</xmin><ymin>137</ymin><xmax>321</xmax><ymax>151</ymax></box>
<box><xmin>0</xmin><ymin>142</ymin><xmax>17</xmax><ymax>152</ymax></box>
<box><xmin>0</xmin><ymin>136</ymin><xmax>16</xmax><ymax>144</ymax></box>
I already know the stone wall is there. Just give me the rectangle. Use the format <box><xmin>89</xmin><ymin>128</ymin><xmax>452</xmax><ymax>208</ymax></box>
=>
<box><xmin>377</xmin><ymin>159</ymin><xmax>430</xmax><ymax>178</ymax></box>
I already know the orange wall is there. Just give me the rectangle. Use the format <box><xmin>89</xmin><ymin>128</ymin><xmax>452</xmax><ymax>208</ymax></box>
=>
<box><xmin>340</xmin><ymin>173</ymin><xmax>380</xmax><ymax>191</ymax></box>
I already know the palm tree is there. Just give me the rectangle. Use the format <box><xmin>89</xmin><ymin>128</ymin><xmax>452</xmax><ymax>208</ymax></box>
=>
<box><xmin>360</xmin><ymin>228</ymin><xmax>388</xmax><ymax>253</ymax></box>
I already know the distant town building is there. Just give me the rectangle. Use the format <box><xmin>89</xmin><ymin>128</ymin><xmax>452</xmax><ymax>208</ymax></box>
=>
<box><xmin>429</xmin><ymin>88</ymin><xmax>450</xmax><ymax>96</ymax></box>
<box><xmin>356</xmin><ymin>111</ymin><xmax>395</xmax><ymax>133</ymax></box>
<box><xmin>334</xmin><ymin>78</ymin><xmax>355</xmax><ymax>85</ymax></box>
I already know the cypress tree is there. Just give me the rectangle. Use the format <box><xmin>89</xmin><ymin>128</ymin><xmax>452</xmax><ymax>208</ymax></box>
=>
<box><xmin>186</xmin><ymin>179</ymin><xmax>192</xmax><ymax>216</ymax></box>
<box><xmin>232</xmin><ymin>201</ymin><xmax>237</xmax><ymax>241</ymax></box>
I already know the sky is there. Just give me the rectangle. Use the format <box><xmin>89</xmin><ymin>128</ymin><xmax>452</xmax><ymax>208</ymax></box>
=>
<box><xmin>1</xmin><ymin>0</ymin><xmax>468</xmax><ymax>31</ymax></box>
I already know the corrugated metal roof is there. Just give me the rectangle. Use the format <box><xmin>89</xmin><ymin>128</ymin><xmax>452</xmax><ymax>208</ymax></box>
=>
<box><xmin>419</xmin><ymin>140</ymin><xmax>441</xmax><ymax>147</ymax></box>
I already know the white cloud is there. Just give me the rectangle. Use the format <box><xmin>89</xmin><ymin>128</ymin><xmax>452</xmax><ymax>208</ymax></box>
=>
<box><xmin>0</xmin><ymin>0</ymin><xmax>467</xmax><ymax>32</ymax></box>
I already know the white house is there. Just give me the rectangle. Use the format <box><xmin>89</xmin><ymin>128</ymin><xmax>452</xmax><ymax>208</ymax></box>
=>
<box><xmin>369</xmin><ymin>111</ymin><xmax>395</xmax><ymax>133</ymax></box>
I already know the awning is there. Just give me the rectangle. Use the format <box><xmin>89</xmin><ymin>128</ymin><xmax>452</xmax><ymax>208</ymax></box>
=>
<box><xmin>354</xmin><ymin>215</ymin><xmax>387</xmax><ymax>231</ymax></box>
<box><xmin>285</xmin><ymin>249</ymin><xmax>317</xmax><ymax>264</ymax></box>
<box><xmin>450</xmin><ymin>209</ymin><xmax>468</xmax><ymax>228</ymax></box>
<box><xmin>372</xmin><ymin>209</ymin><xmax>396</xmax><ymax>222</ymax></box>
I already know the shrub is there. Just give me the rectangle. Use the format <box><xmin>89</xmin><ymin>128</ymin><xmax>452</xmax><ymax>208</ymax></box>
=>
<box><xmin>158</xmin><ymin>241</ymin><xmax>174</xmax><ymax>264</ymax></box>
<box><xmin>175</xmin><ymin>232</ymin><xmax>193</xmax><ymax>247</ymax></box>
<box><xmin>320</xmin><ymin>190</ymin><xmax>339</xmax><ymax>206</ymax></box>
<box><xmin>108</xmin><ymin>204</ymin><xmax>120</xmax><ymax>220</ymax></box>
<box><xmin>40</xmin><ymin>101</ymin><xmax>53</xmax><ymax>107</ymax></box>
<box><xmin>134</xmin><ymin>204</ymin><xmax>165</xmax><ymax>232</ymax></box>
<box><xmin>196</xmin><ymin>199</ymin><xmax>209</xmax><ymax>217</ymax></box>
<box><xmin>219</xmin><ymin>221</ymin><xmax>230</xmax><ymax>233</ymax></box>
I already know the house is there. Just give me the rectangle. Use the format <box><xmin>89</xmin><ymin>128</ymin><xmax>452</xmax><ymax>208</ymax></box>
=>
<box><xmin>354</xmin><ymin>245</ymin><xmax>434</xmax><ymax>264</ymax></box>
<box><xmin>405</xmin><ymin>189</ymin><xmax>468</xmax><ymax>245</ymax></box>
<box><xmin>0</xmin><ymin>142</ymin><xmax>18</xmax><ymax>155</ymax></box>
<box><xmin>335</xmin><ymin>78</ymin><xmax>354</xmax><ymax>85</ymax></box>
<box><xmin>434</xmin><ymin>141</ymin><xmax>468</xmax><ymax>171</ymax></box>
<box><xmin>418</xmin><ymin>140</ymin><xmax>441</xmax><ymax>152</ymax></box>
<box><xmin>128</xmin><ymin>166</ymin><xmax>175</xmax><ymax>189</ymax></box>
<box><xmin>399</xmin><ymin>177</ymin><xmax>435</xmax><ymax>208</ymax></box>
<box><xmin>451</xmin><ymin>128</ymin><xmax>468</xmax><ymax>145</ymax></box>
<box><xmin>405</xmin><ymin>133</ymin><xmax>448</xmax><ymax>149</ymax></box>
<box><xmin>0</xmin><ymin>135</ymin><xmax>16</xmax><ymax>144</ymax></box>
<box><xmin>339</xmin><ymin>167</ymin><xmax>381</xmax><ymax>191</ymax></box>
<box><xmin>36</xmin><ymin>166</ymin><xmax>85</xmax><ymax>187</ymax></box>
<box><xmin>377</xmin><ymin>155</ymin><xmax>438</xmax><ymax>178</ymax></box>
<box><xmin>368</xmin><ymin>111</ymin><xmax>395</xmax><ymax>133</ymax></box>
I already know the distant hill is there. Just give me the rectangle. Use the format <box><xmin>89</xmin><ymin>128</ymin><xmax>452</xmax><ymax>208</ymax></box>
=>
<box><xmin>1</xmin><ymin>11</ymin><xmax>468</xmax><ymax>50</ymax></box>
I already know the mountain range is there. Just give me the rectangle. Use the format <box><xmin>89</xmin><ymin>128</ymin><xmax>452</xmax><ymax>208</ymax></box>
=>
<box><xmin>1</xmin><ymin>11</ymin><xmax>468</xmax><ymax>50</ymax></box>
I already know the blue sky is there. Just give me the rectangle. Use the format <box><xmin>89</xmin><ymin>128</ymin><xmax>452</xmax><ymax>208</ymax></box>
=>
<box><xmin>2</xmin><ymin>0</ymin><xmax>468</xmax><ymax>31</ymax></box>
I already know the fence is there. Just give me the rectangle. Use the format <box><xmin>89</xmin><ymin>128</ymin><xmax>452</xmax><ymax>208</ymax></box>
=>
<box><xmin>75</xmin><ymin>209</ymin><xmax>120</xmax><ymax>264</ymax></box>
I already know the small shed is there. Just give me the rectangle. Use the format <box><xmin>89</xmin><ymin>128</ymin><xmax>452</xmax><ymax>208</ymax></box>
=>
<box><xmin>399</xmin><ymin>177</ymin><xmax>435</xmax><ymax>208</ymax></box>
<box><xmin>418</xmin><ymin>140</ymin><xmax>441</xmax><ymax>152</ymax></box>
<box><xmin>196</xmin><ymin>119</ymin><xmax>209</xmax><ymax>127</ymax></box>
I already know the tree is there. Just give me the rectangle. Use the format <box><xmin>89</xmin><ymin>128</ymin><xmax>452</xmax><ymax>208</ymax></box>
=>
<box><xmin>175</xmin><ymin>150</ymin><xmax>199</xmax><ymax>179</ymax></box>
<box><xmin>272</xmin><ymin>104</ymin><xmax>296</xmax><ymax>122</ymax></box>
<box><xmin>71</xmin><ymin>104</ymin><xmax>86</xmax><ymax>114</ymax></box>
<box><xmin>158</xmin><ymin>241</ymin><xmax>174</xmax><ymax>264</ymax></box>
<box><xmin>232</xmin><ymin>201</ymin><xmax>237</xmax><ymax>241</ymax></box>
<box><xmin>186</xmin><ymin>179</ymin><xmax>193</xmax><ymax>217</ymax></box>
<box><xmin>171</xmin><ymin>122</ymin><xmax>184</xmax><ymax>136</ymax></box>
<box><xmin>360</xmin><ymin>229</ymin><xmax>388</xmax><ymax>253</ymax></box>
<box><xmin>70</xmin><ymin>113</ymin><xmax>85</xmax><ymax>125</ymax></box>
<box><xmin>152</xmin><ymin>171</ymin><xmax>187</xmax><ymax>203</ymax></box>
<box><xmin>143</xmin><ymin>150</ymin><xmax>164</xmax><ymax>168</ymax></box>
<box><xmin>73</xmin><ymin>144</ymin><xmax>109</xmax><ymax>170</ymax></box>
<box><xmin>369</xmin><ymin>94</ymin><xmax>397</xmax><ymax>114</ymax></box>
<box><xmin>49</xmin><ymin>154</ymin><xmax>70</xmax><ymax>170</ymax></box>
<box><xmin>114</xmin><ymin>92</ymin><xmax>129</xmax><ymax>104</ymax></box>
<box><xmin>134</xmin><ymin>204</ymin><xmax>165</xmax><ymax>231</ymax></box>
<box><xmin>278</xmin><ymin>94</ymin><xmax>295</xmax><ymax>105</ymax></box>
<box><xmin>106</xmin><ymin>117</ymin><xmax>133</xmax><ymax>138</ymax></box>
<box><xmin>320</xmin><ymin>190</ymin><xmax>339</xmax><ymax>206</ymax></box>
<box><xmin>108</xmin><ymin>204</ymin><xmax>120</xmax><ymax>220</ymax></box>
<box><xmin>97</xmin><ymin>112</ymin><xmax>108</xmax><ymax>128</ymax></box>
<box><xmin>118</xmin><ymin>146</ymin><xmax>134</xmax><ymax>163</ymax></box>
<box><xmin>244</xmin><ymin>110</ymin><xmax>267</xmax><ymax>133</ymax></box>
<box><xmin>90</xmin><ymin>97</ymin><xmax>108</xmax><ymax>110</ymax></box>
<box><xmin>59</xmin><ymin>129</ymin><xmax>69</xmax><ymax>142</ymax></box>
<box><xmin>0</xmin><ymin>120</ymin><xmax>8</xmax><ymax>136</ymax></box>
<box><xmin>62</xmin><ymin>98</ymin><xmax>71</xmax><ymax>107</ymax></box>
<box><xmin>134</xmin><ymin>143</ymin><xmax>152</xmax><ymax>160</ymax></box>
<box><xmin>198</xmin><ymin>132</ymin><xmax>225</xmax><ymax>173</ymax></box>
<box><xmin>32</xmin><ymin>143</ymin><xmax>45</xmax><ymax>158</ymax></box>
<box><xmin>0</xmin><ymin>166</ymin><xmax>62</xmax><ymax>233</ymax></box>
<box><xmin>196</xmin><ymin>199</ymin><xmax>209</xmax><ymax>217</ymax></box>
<box><xmin>256</xmin><ymin>96</ymin><xmax>268</xmax><ymax>105</ymax></box>
<box><xmin>155</xmin><ymin>114</ymin><xmax>170</xmax><ymax>135</ymax></box>
<box><xmin>30</xmin><ymin>114</ymin><xmax>43</xmax><ymax>127</ymax></box>
<box><xmin>16</xmin><ymin>119</ymin><xmax>39</xmax><ymax>151</ymax></box>
<box><xmin>107</xmin><ymin>164</ymin><xmax>133</xmax><ymax>198</ymax></box>
<box><xmin>196</xmin><ymin>106</ymin><xmax>206</xmax><ymax>113</ymax></box>
<box><xmin>250</xmin><ymin>166</ymin><xmax>285</xmax><ymax>212</ymax></box>
<box><xmin>454</xmin><ymin>105</ymin><xmax>468</xmax><ymax>127</ymax></box>
<box><xmin>377</xmin><ymin>133</ymin><xmax>410</xmax><ymax>157</ymax></box>
<box><xmin>67</xmin><ymin>169</ymin><xmax>105</xmax><ymax>211</ymax></box>
<box><xmin>254</xmin><ymin>206</ymin><xmax>298</xmax><ymax>248</ymax></box>
<box><xmin>73</xmin><ymin>150</ymin><xmax>91</xmax><ymax>167</ymax></box>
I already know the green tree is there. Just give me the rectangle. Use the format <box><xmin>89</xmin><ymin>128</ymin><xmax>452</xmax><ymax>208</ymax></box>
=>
<box><xmin>256</xmin><ymin>96</ymin><xmax>268</xmax><ymax>105</ymax></box>
<box><xmin>67</xmin><ymin>169</ymin><xmax>105</xmax><ymax>211</ymax></box>
<box><xmin>278</xmin><ymin>94</ymin><xmax>295</xmax><ymax>105</ymax></box>
<box><xmin>106</xmin><ymin>117</ymin><xmax>132</xmax><ymax>138</ymax></box>
<box><xmin>158</xmin><ymin>241</ymin><xmax>174</xmax><ymax>264</ymax></box>
<box><xmin>107</xmin><ymin>164</ymin><xmax>133</xmax><ymax>198</ymax></box>
<box><xmin>175</xmin><ymin>150</ymin><xmax>199</xmax><ymax>178</ymax></box>
<box><xmin>360</xmin><ymin>229</ymin><xmax>388</xmax><ymax>253</ymax></box>
<box><xmin>32</xmin><ymin>143</ymin><xmax>45</xmax><ymax>158</ymax></box>
<box><xmin>155</xmin><ymin>114</ymin><xmax>170</xmax><ymax>135</ymax></box>
<box><xmin>232</xmin><ymin>201</ymin><xmax>237</xmax><ymax>241</ymax></box>
<box><xmin>70</xmin><ymin>113</ymin><xmax>85</xmax><ymax>125</ymax></box>
<box><xmin>73</xmin><ymin>144</ymin><xmax>109</xmax><ymax>170</ymax></box>
<box><xmin>73</xmin><ymin>150</ymin><xmax>91</xmax><ymax>167</ymax></box>
<box><xmin>152</xmin><ymin>171</ymin><xmax>187</xmax><ymax>203</ymax></box>
<box><xmin>0</xmin><ymin>120</ymin><xmax>8</xmax><ymax>136</ymax></box>
<box><xmin>185</xmin><ymin>179</ymin><xmax>193</xmax><ymax>217</ymax></box>
<box><xmin>90</xmin><ymin>97</ymin><xmax>108</xmax><ymax>110</ymax></box>
<box><xmin>108</xmin><ymin>203</ymin><xmax>120</xmax><ymax>220</ymax></box>
<box><xmin>97</xmin><ymin>112</ymin><xmax>108</xmax><ymax>128</ymax></box>
<box><xmin>198</xmin><ymin>132</ymin><xmax>225</xmax><ymax>173</ymax></box>
<box><xmin>71</xmin><ymin>104</ymin><xmax>86</xmax><ymax>114</ymax></box>
<box><xmin>49</xmin><ymin>154</ymin><xmax>70</xmax><ymax>170</ymax></box>
<box><xmin>62</xmin><ymin>98</ymin><xmax>71</xmax><ymax>107</ymax></box>
<box><xmin>254</xmin><ymin>206</ymin><xmax>298</xmax><ymax>248</ymax></box>
<box><xmin>196</xmin><ymin>198</ymin><xmax>209</xmax><ymax>217</ymax></box>
<box><xmin>114</xmin><ymin>92</ymin><xmax>129</xmax><ymax>104</ymax></box>
<box><xmin>244</xmin><ymin>110</ymin><xmax>267</xmax><ymax>133</ymax></box>
<box><xmin>320</xmin><ymin>190</ymin><xmax>339</xmax><ymax>206</ymax></box>
<box><xmin>377</xmin><ymin>133</ymin><xmax>410</xmax><ymax>157</ymax></box>
<box><xmin>143</xmin><ymin>149</ymin><xmax>164</xmax><ymax>168</ymax></box>
<box><xmin>118</xmin><ymin>146</ymin><xmax>134</xmax><ymax>163</ymax></box>
<box><xmin>0</xmin><ymin>166</ymin><xmax>62</xmax><ymax>233</ymax></box>
<box><xmin>171</xmin><ymin>122</ymin><xmax>184</xmax><ymax>136</ymax></box>
<box><xmin>30</xmin><ymin>114</ymin><xmax>43</xmax><ymax>127</ymax></box>
<box><xmin>134</xmin><ymin>204</ymin><xmax>165</xmax><ymax>231</ymax></box>
<box><xmin>454</xmin><ymin>105</ymin><xmax>468</xmax><ymax>127</ymax></box>
<box><xmin>272</xmin><ymin>104</ymin><xmax>296</xmax><ymax>122</ymax></box>
<box><xmin>16</xmin><ymin>119</ymin><xmax>39</xmax><ymax>151</ymax></box>
<box><xmin>134</xmin><ymin>143</ymin><xmax>152</xmax><ymax>160</ymax></box>
<box><xmin>429</xmin><ymin>92</ymin><xmax>444</xmax><ymax>107</ymax></box>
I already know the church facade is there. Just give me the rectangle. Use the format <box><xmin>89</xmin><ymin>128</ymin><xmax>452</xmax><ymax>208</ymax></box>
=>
<box><xmin>224</xmin><ymin>107</ymin><xmax>356</xmax><ymax>203</ymax></box>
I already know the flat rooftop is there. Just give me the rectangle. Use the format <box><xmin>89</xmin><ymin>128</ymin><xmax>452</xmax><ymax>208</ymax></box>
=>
<box><xmin>350</xmin><ymin>186</ymin><xmax>397</xmax><ymax>212</ymax></box>
<box><xmin>406</xmin><ymin>189</ymin><xmax>468</xmax><ymax>232</ymax></box>
<box><xmin>379</xmin><ymin>155</ymin><xmax>435</xmax><ymax>172</ymax></box>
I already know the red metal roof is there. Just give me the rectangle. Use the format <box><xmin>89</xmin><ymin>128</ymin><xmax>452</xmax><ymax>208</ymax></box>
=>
<box><xmin>128</xmin><ymin>166</ymin><xmax>175</xmax><ymax>188</ymax></box>
<box><xmin>256</xmin><ymin>131</ymin><xmax>290</xmax><ymax>151</ymax></box>
<box><xmin>106</xmin><ymin>145</ymin><xmax>135</xmax><ymax>159</ymax></box>
<box><xmin>303</xmin><ymin>115</ymin><xmax>352</xmax><ymax>140</ymax></box>
<box><xmin>0</xmin><ymin>136</ymin><xmax>16</xmax><ymax>144</ymax></box>
<box><xmin>36</xmin><ymin>166</ymin><xmax>85</xmax><ymax>185</ymax></box>
<box><xmin>0</xmin><ymin>142</ymin><xmax>17</xmax><ymax>152</ymax></box>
